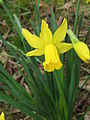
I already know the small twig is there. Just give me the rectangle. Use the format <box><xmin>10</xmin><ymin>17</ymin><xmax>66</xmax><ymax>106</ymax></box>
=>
<box><xmin>6</xmin><ymin>109</ymin><xmax>21</xmax><ymax>115</ymax></box>
<box><xmin>24</xmin><ymin>116</ymin><xmax>31</xmax><ymax>120</ymax></box>
<box><xmin>20</xmin><ymin>11</ymin><xmax>31</xmax><ymax>16</ymax></box>
<box><xmin>81</xmin><ymin>66</ymin><xmax>90</xmax><ymax>74</ymax></box>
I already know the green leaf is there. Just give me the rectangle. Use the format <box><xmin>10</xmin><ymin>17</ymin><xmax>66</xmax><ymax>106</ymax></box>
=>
<box><xmin>54</xmin><ymin>70</ymin><xmax>68</xmax><ymax>120</ymax></box>
<box><xmin>78</xmin><ymin>11</ymin><xmax>84</xmax><ymax>37</ymax></box>
<box><xmin>30</xmin><ymin>20</ymin><xmax>38</xmax><ymax>35</ymax></box>
<box><xmin>85</xmin><ymin>26</ymin><xmax>90</xmax><ymax>43</ymax></box>
<box><xmin>78</xmin><ymin>76</ymin><xmax>90</xmax><ymax>93</ymax></box>
<box><xmin>51</xmin><ymin>9</ymin><xmax>58</xmax><ymax>35</ymax></box>
<box><xmin>44</xmin><ymin>0</ymin><xmax>49</xmax><ymax>4</ymax></box>
<box><xmin>74</xmin><ymin>0</ymin><xmax>80</xmax><ymax>34</ymax></box>
<box><xmin>0</xmin><ymin>93</ymin><xmax>36</xmax><ymax>117</ymax></box>
<box><xmin>35</xmin><ymin>0</ymin><xmax>41</xmax><ymax>36</ymax></box>
<box><xmin>68</xmin><ymin>63</ymin><xmax>76</xmax><ymax>119</ymax></box>
<box><xmin>1</xmin><ymin>2</ymin><xmax>27</xmax><ymax>52</ymax></box>
<box><xmin>14</xmin><ymin>14</ymin><xmax>22</xmax><ymax>32</ymax></box>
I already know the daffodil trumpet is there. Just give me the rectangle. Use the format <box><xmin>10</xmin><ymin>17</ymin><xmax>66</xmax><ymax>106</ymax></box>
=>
<box><xmin>67</xmin><ymin>29</ymin><xmax>90</xmax><ymax>63</ymax></box>
<box><xmin>22</xmin><ymin>18</ymin><xmax>72</xmax><ymax>72</ymax></box>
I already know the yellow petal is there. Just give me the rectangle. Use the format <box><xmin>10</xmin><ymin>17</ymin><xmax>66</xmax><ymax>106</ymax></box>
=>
<box><xmin>40</xmin><ymin>20</ymin><xmax>52</xmax><ymax>46</ymax></box>
<box><xmin>43</xmin><ymin>44</ymin><xmax>62</xmax><ymax>72</ymax></box>
<box><xmin>53</xmin><ymin>18</ymin><xmax>67</xmax><ymax>46</ymax></box>
<box><xmin>0</xmin><ymin>112</ymin><xmax>5</xmax><ymax>120</ymax></box>
<box><xmin>74</xmin><ymin>42</ymin><xmax>90</xmax><ymax>63</ymax></box>
<box><xmin>57</xmin><ymin>43</ymin><xmax>72</xmax><ymax>54</ymax></box>
<box><xmin>22</xmin><ymin>28</ymin><xmax>43</xmax><ymax>49</ymax></box>
<box><xmin>26</xmin><ymin>49</ymin><xmax>44</xmax><ymax>57</ymax></box>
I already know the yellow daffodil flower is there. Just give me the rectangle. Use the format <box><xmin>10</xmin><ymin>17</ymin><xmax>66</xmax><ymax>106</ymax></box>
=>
<box><xmin>67</xmin><ymin>29</ymin><xmax>90</xmax><ymax>63</ymax></box>
<box><xmin>86</xmin><ymin>0</ymin><xmax>90</xmax><ymax>4</ymax></box>
<box><xmin>0</xmin><ymin>112</ymin><xmax>5</xmax><ymax>120</ymax></box>
<box><xmin>22</xmin><ymin>18</ymin><xmax>72</xmax><ymax>72</ymax></box>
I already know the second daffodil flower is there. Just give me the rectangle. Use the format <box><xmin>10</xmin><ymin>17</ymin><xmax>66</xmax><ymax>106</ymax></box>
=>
<box><xmin>22</xmin><ymin>18</ymin><xmax>72</xmax><ymax>72</ymax></box>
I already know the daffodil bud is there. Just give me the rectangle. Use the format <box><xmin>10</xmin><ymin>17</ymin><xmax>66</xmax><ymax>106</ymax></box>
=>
<box><xmin>67</xmin><ymin>29</ymin><xmax>90</xmax><ymax>63</ymax></box>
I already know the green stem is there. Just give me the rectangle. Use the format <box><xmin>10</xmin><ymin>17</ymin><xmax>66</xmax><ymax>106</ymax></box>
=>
<box><xmin>50</xmin><ymin>72</ymin><xmax>55</xmax><ymax>101</ymax></box>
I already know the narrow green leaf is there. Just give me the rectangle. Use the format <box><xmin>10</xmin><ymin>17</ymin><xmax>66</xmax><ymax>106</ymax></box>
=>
<box><xmin>78</xmin><ymin>11</ymin><xmax>84</xmax><ymax>37</ymax></box>
<box><xmin>54</xmin><ymin>70</ymin><xmax>68</xmax><ymax>120</ymax></box>
<box><xmin>85</xmin><ymin>27</ymin><xmax>90</xmax><ymax>43</ymax></box>
<box><xmin>0</xmin><ymin>93</ymin><xmax>36</xmax><ymax>117</ymax></box>
<box><xmin>30</xmin><ymin>20</ymin><xmax>38</xmax><ymax>35</ymax></box>
<box><xmin>51</xmin><ymin>9</ymin><xmax>58</xmax><ymax>34</ymax></box>
<box><xmin>74</xmin><ymin>0</ymin><xmax>80</xmax><ymax>34</ymax></box>
<box><xmin>1</xmin><ymin>2</ymin><xmax>27</xmax><ymax>52</ymax></box>
<box><xmin>78</xmin><ymin>76</ymin><xmax>90</xmax><ymax>93</ymax></box>
<box><xmin>68</xmin><ymin>63</ymin><xmax>76</xmax><ymax>120</ymax></box>
<box><xmin>14</xmin><ymin>14</ymin><xmax>22</xmax><ymax>31</ymax></box>
<box><xmin>35</xmin><ymin>0</ymin><xmax>41</xmax><ymax>36</ymax></box>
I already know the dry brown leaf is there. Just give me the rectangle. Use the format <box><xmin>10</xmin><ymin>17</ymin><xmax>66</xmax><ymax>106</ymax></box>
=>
<box><xmin>84</xmin><ymin>111</ymin><xmax>90</xmax><ymax>120</ymax></box>
<box><xmin>79</xmin><ymin>79</ymin><xmax>90</xmax><ymax>91</ymax></box>
<box><xmin>23</xmin><ymin>83</ymin><xmax>31</xmax><ymax>95</ymax></box>
<box><xmin>72</xmin><ymin>116</ymin><xmax>77</xmax><ymax>120</ymax></box>
<box><xmin>1</xmin><ymin>20</ymin><xmax>10</xmax><ymax>40</ymax></box>
<box><xmin>20</xmin><ymin>77</ymin><xmax>24</xmax><ymax>86</ymax></box>
<box><xmin>57</xmin><ymin>2</ymin><xmax>73</xmax><ymax>11</ymax></box>
<box><xmin>5</xmin><ymin>60</ymin><xmax>13</xmax><ymax>75</ymax></box>
<box><xmin>2</xmin><ymin>28</ymin><xmax>10</xmax><ymax>40</ymax></box>
<box><xmin>0</xmin><ymin>40</ymin><xmax>2</xmax><ymax>47</ymax></box>
<box><xmin>0</xmin><ymin>50</ymin><xmax>9</xmax><ymax>65</ymax></box>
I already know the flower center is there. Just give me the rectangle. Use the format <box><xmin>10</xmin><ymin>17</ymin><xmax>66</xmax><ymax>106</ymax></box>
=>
<box><xmin>43</xmin><ymin>44</ymin><xmax>62</xmax><ymax>72</ymax></box>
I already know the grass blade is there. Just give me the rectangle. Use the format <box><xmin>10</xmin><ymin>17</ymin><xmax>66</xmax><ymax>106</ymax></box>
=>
<box><xmin>74</xmin><ymin>0</ymin><xmax>80</xmax><ymax>34</ymax></box>
<box><xmin>1</xmin><ymin>1</ymin><xmax>27</xmax><ymax>52</ymax></box>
